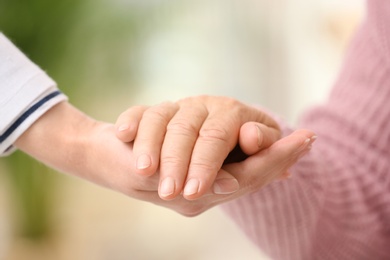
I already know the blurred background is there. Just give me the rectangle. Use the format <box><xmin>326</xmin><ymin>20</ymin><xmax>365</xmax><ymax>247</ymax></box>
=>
<box><xmin>0</xmin><ymin>0</ymin><xmax>363</xmax><ymax>259</ymax></box>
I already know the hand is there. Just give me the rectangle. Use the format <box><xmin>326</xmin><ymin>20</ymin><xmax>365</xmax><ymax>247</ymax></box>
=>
<box><xmin>15</xmin><ymin>101</ymin><xmax>315</xmax><ymax>217</ymax></box>
<box><xmin>13</xmin><ymin>102</ymin><xmax>160</xmax><ymax>196</ymax></box>
<box><xmin>132</xmin><ymin>129</ymin><xmax>316</xmax><ymax>217</ymax></box>
<box><xmin>13</xmin><ymin>101</ymin><xmax>238</xmax><ymax>202</ymax></box>
<box><xmin>115</xmin><ymin>96</ymin><xmax>281</xmax><ymax>200</ymax></box>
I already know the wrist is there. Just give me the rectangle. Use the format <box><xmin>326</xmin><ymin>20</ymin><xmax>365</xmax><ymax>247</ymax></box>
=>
<box><xmin>14</xmin><ymin>102</ymin><xmax>99</xmax><ymax>176</ymax></box>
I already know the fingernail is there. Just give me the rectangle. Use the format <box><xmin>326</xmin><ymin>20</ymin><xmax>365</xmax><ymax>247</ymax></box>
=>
<box><xmin>305</xmin><ymin>135</ymin><xmax>317</xmax><ymax>151</ymax></box>
<box><xmin>184</xmin><ymin>179</ymin><xmax>200</xmax><ymax>196</ymax></box>
<box><xmin>213</xmin><ymin>178</ymin><xmax>239</xmax><ymax>195</ymax></box>
<box><xmin>297</xmin><ymin>137</ymin><xmax>317</xmax><ymax>159</ymax></box>
<box><xmin>255</xmin><ymin>124</ymin><xmax>264</xmax><ymax>147</ymax></box>
<box><xmin>295</xmin><ymin>138</ymin><xmax>311</xmax><ymax>154</ymax></box>
<box><xmin>118</xmin><ymin>124</ymin><xmax>129</xmax><ymax>132</ymax></box>
<box><xmin>160</xmin><ymin>177</ymin><xmax>175</xmax><ymax>197</ymax></box>
<box><xmin>137</xmin><ymin>154</ymin><xmax>151</xmax><ymax>169</ymax></box>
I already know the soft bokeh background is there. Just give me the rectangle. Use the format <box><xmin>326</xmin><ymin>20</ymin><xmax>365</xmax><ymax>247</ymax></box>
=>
<box><xmin>0</xmin><ymin>0</ymin><xmax>363</xmax><ymax>259</ymax></box>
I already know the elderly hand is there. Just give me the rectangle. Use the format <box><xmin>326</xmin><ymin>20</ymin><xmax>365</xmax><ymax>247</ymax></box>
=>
<box><xmin>115</xmin><ymin>96</ymin><xmax>282</xmax><ymax>200</ymax></box>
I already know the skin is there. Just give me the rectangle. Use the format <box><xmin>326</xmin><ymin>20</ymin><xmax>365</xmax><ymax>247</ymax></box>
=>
<box><xmin>115</xmin><ymin>96</ymin><xmax>282</xmax><ymax>200</ymax></box>
<box><xmin>14</xmin><ymin>99</ymin><xmax>316</xmax><ymax>216</ymax></box>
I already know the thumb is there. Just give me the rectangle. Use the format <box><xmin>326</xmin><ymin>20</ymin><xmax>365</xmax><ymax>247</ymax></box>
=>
<box><xmin>239</xmin><ymin>122</ymin><xmax>281</xmax><ymax>155</ymax></box>
<box><xmin>223</xmin><ymin>122</ymin><xmax>280</xmax><ymax>165</ymax></box>
<box><xmin>223</xmin><ymin>129</ymin><xmax>316</xmax><ymax>189</ymax></box>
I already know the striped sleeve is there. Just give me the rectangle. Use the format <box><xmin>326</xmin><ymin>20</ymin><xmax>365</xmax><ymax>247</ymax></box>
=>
<box><xmin>0</xmin><ymin>33</ymin><xmax>67</xmax><ymax>156</ymax></box>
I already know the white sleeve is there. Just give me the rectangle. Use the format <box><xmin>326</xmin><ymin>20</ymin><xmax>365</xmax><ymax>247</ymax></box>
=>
<box><xmin>0</xmin><ymin>33</ymin><xmax>68</xmax><ymax>156</ymax></box>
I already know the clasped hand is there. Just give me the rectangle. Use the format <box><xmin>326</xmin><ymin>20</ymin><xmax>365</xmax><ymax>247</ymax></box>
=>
<box><xmin>15</xmin><ymin>96</ymin><xmax>315</xmax><ymax>217</ymax></box>
<box><xmin>114</xmin><ymin>96</ymin><xmax>315</xmax><ymax>213</ymax></box>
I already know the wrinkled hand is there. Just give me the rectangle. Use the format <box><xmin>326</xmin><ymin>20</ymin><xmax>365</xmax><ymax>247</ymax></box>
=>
<box><xmin>115</xmin><ymin>96</ymin><xmax>281</xmax><ymax>200</ymax></box>
<box><xmin>122</xmin><ymin>128</ymin><xmax>316</xmax><ymax>217</ymax></box>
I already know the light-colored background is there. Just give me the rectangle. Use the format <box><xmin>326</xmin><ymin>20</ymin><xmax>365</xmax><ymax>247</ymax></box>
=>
<box><xmin>0</xmin><ymin>0</ymin><xmax>363</xmax><ymax>259</ymax></box>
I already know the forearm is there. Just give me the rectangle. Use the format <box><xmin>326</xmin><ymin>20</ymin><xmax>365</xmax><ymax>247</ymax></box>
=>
<box><xmin>13</xmin><ymin>101</ymin><xmax>149</xmax><ymax>195</ymax></box>
<box><xmin>14</xmin><ymin>101</ymin><xmax>98</xmax><ymax>178</ymax></box>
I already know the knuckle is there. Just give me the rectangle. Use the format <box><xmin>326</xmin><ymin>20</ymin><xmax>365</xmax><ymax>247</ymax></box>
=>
<box><xmin>177</xmin><ymin>95</ymin><xmax>204</xmax><ymax>104</ymax></box>
<box><xmin>199</xmin><ymin>126</ymin><xmax>231</xmax><ymax>147</ymax></box>
<box><xmin>160</xmin><ymin>154</ymin><xmax>187</xmax><ymax>168</ymax></box>
<box><xmin>143</xmin><ymin>104</ymin><xmax>176</xmax><ymax>125</ymax></box>
<box><xmin>225</xmin><ymin>96</ymin><xmax>241</xmax><ymax>106</ymax></box>
<box><xmin>222</xmin><ymin>98</ymin><xmax>249</xmax><ymax>120</ymax></box>
<box><xmin>190</xmin><ymin>160</ymin><xmax>220</xmax><ymax>176</ymax></box>
<box><xmin>220</xmin><ymin>96</ymin><xmax>242</xmax><ymax>110</ymax></box>
<box><xmin>167</xmin><ymin>120</ymin><xmax>199</xmax><ymax>136</ymax></box>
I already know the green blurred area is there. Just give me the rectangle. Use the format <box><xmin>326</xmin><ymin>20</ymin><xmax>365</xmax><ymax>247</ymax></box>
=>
<box><xmin>0</xmin><ymin>0</ymin><xmax>165</xmax><ymax>242</ymax></box>
<box><xmin>0</xmin><ymin>0</ymin><xmax>146</xmax><ymax>104</ymax></box>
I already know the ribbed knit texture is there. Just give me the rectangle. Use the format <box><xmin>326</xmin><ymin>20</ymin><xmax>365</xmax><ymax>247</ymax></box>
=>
<box><xmin>221</xmin><ymin>1</ymin><xmax>390</xmax><ymax>259</ymax></box>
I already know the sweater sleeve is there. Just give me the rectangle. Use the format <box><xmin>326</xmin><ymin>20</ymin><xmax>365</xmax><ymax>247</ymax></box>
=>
<box><xmin>0</xmin><ymin>33</ymin><xmax>67</xmax><ymax>156</ymax></box>
<box><xmin>221</xmin><ymin>1</ymin><xmax>390</xmax><ymax>259</ymax></box>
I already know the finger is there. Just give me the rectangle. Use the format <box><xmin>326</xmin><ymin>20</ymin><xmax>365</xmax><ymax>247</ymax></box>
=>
<box><xmin>211</xmin><ymin>169</ymin><xmax>240</xmax><ymax>195</ymax></box>
<box><xmin>158</xmin><ymin>101</ymin><xmax>208</xmax><ymax>200</ymax></box>
<box><xmin>183</xmin><ymin>169</ymin><xmax>240</xmax><ymax>197</ymax></box>
<box><xmin>133</xmin><ymin>102</ymin><xmax>179</xmax><ymax>176</ymax></box>
<box><xmin>239</xmin><ymin>122</ymin><xmax>281</xmax><ymax>155</ymax></box>
<box><xmin>182</xmin><ymin>100</ymin><xmax>280</xmax><ymax>200</ymax></box>
<box><xmin>130</xmin><ymin>171</ymin><xmax>238</xmax><ymax>216</ymax></box>
<box><xmin>182</xmin><ymin>112</ymin><xmax>240</xmax><ymax>200</ymax></box>
<box><xmin>115</xmin><ymin>105</ymin><xmax>149</xmax><ymax>142</ymax></box>
<box><xmin>223</xmin><ymin>129</ymin><xmax>316</xmax><ymax>190</ymax></box>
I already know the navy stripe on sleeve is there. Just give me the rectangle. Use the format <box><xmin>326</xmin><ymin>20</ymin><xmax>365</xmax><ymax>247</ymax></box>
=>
<box><xmin>0</xmin><ymin>90</ymin><xmax>62</xmax><ymax>143</ymax></box>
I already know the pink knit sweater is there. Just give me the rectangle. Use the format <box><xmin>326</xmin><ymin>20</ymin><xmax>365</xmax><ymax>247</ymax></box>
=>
<box><xmin>222</xmin><ymin>1</ymin><xmax>390</xmax><ymax>259</ymax></box>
